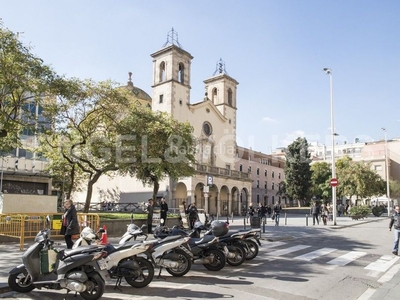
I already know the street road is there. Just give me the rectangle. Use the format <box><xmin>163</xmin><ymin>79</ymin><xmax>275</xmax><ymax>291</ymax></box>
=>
<box><xmin>0</xmin><ymin>218</ymin><xmax>397</xmax><ymax>300</ymax></box>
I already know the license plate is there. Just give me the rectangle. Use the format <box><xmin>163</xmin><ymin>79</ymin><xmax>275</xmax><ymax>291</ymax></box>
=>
<box><xmin>97</xmin><ymin>259</ymin><xmax>108</xmax><ymax>270</ymax></box>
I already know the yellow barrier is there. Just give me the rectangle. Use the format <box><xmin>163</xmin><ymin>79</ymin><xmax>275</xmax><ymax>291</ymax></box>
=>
<box><xmin>0</xmin><ymin>213</ymin><xmax>100</xmax><ymax>250</ymax></box>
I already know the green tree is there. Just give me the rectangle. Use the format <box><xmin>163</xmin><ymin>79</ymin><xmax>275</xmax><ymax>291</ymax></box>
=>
<box><xmin>41</xmin><ymin>79</ymin><xmax>132</xmax><ymax>212</ymax></box>
<box><xmin>390</xmin><ymin>179</ymin><xmax>400</xmax><ymax>199</ymax></box>
<box><xmin>284</xmin><ymin>137</ymin><xmax>312</xmax><ymax>206</ymax></box>
<box><xmin>336</xmin><ymin>156</ymin><xmax>386</xmax><ymax>202</ymax></box>
<box><xmin>117</xmin><ymin>110</ymin><xmax>196</xmax><ymax>202</ymax></box>
<box><xmin>310</xmin><ymin>161</ymin><xmax>332</xmax><ymax>200</ymax></box>
<box><xmin>0</xmin><ymin>23</ymin><xmax>65</xmax><ymax>151</ymax></box>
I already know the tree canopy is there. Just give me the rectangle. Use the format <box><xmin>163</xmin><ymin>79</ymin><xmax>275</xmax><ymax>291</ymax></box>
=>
<box><xmin>0</xmin><ymin>23</ymin><xmax>66</xmax><ymax>151</ymax></box>
<box><xmin>284</xmin><ymin>137</ymin><xmax>312</xmax><ymax>206</ymax></box>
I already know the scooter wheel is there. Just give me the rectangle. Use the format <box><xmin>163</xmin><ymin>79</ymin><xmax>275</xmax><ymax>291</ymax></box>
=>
<box><xmin>8</xmin><ymin>271</ymin><xmax>35</xmax><ymax>293</ymax></box>
<box><xmin>203</xmin><ymin>248</ymin><xmax>226</xmax><ymax>271</ymax></box>
<box><xmin>227</xmin><ymin>244</ymin><xmax>246</xmax><ymax>266</ymax></box>
<box><xmin>80</xmin><ymin>273</ymin><xmax>105</xmax><ymax>300</ymax></box>
<box><xmin>165</xmin><ymin>249</ymin><xmax>192</xmax><ymax>277</ymax></box>
<box><xmin>244</xmin><ymin>239</ymin><xmax>259</xmax><ymax>260</ymax></box>
<box><xmin>125</xmin><ymin>257</ymin><xmax>154</xmax><ymax>288</ymax></box>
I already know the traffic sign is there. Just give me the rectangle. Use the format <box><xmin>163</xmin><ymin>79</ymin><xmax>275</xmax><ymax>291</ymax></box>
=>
<box><xmin>330</xmin><ymin>178</ymin><xmax>338</xmax><ymax>187</ymax></box>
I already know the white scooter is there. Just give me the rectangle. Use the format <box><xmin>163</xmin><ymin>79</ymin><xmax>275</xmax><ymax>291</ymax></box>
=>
<box><xmin>73</xmin><ymin>226</ymin><xmax>155</xmax><ymax>289</ymax></box>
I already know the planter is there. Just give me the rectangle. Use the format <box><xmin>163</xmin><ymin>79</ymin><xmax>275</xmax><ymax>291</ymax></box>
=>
<box><xmin>349</xmin><ymin>215</ymin><xmax>368</xmax><ymax>220</ymax></box>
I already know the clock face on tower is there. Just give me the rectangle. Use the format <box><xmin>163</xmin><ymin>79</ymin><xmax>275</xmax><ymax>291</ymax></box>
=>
<box><xmin>203</xmin><ymin>122</ymin><xmax>212</xmax><ymax>136</ymax></box>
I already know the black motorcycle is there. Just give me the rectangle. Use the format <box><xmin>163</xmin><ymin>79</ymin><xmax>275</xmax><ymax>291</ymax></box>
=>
<box><xmin>154</xmin><ymin>220</ymin><xmax>227</xmax><ymax>271</ymax></box>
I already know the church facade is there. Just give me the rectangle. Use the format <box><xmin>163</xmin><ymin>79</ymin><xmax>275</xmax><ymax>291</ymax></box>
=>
<box><xmin>73</xmin><ymin>30</ymin><xmax>285</xmax><ymax>216</ymax></box>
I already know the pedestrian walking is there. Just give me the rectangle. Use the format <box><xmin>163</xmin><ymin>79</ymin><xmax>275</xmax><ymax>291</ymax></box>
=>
<box><xmin>389</xmin><ymin>205</ymin><xmax>400</xmax><ymax>255</ymax></box>
<box><xmin>60</xmin><ymin>199</ymin><xmax>80</xmax><ymax>249</ymax></box>
<box><xmin>310</xmin><ymin>202</ymin><xmax>320</xmax><ymax>225</ymax></box>
<box><xmin>160</xmin><ymin>197</ymin><xmax>169</xmax><ymax>223</ymax></box>
<box><xmin>147</xmin><ymin>199</ymin><xmax>154</xmax><ymax>234</ymax></box>
<box><xmin>321</xmin><ymin>204</ymin><xmax>329</xmax><ymax>225</ymax></box>
<box><xmin>273</xmin><ymin>202</ymin><xmax>282</xmax><ymax>226</ymax></box>
<box><xmin>187</xmin><ymin>203</ymin><xmax>199</xmax><ymax>229</ymax></box>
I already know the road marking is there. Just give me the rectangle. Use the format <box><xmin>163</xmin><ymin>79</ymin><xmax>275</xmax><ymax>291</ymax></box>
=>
<box><xmin>378</xmin><ymin>262</ymin><xmax>400</xmax><ymax>283</ymax></box>
<box><xmin>326</xmin><ymin>251</ymin><xmax>367</xmax><ymax>266</ymax></box>
<box><xmin>365</xmin><ymin>255</ymin><xmax>399</xmax><ymax>272</ymax></box>
<box><xmin>357</xmin><ymin>288</ymin><xmax>376</xmax><ymax>300</ymax></box>
<box><xmin>267</xmin><ymin>245</ymin><xmax>310</xmax><ymax>256</ymax></box>
<box><xmin>295</xmin><ymin>247</ymin><xmax>337</xmax><ymax>261</ymax></box>
<box><xmin>261</xmin><ymin>241</ymin><xmax>287</xmax><ymax>249</ymax></box>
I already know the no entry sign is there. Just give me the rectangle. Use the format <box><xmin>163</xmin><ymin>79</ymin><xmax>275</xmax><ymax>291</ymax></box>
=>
<box><xmin>330</xmin><ymin>178</ymin><xmax>339</xmax><ymax>187</ymax></box>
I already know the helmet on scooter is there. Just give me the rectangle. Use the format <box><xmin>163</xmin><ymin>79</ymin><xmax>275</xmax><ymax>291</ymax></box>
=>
<box><xmin>80</xmin><ymin>227</ymin><xmax>97</xmax><ymax>242</ymax></box>
<box><xmin>210</xmin><ymin>221</ymin><xmax>229</xmax><ymax>237</ymax></box>
<box><xmin>194</xmin><ymin>221</ymin><xmax>203</xmax><ymax>229</ymax></box>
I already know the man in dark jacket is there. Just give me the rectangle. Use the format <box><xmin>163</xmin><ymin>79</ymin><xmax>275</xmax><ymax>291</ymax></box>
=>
<box><xmin>60</xmin><ymin>199</ymin><xmax>80</xmax><ymax>249</ymax></box>
<box><xmin>147</xmin><ymin>199</ymin><xmax>154</xmax><ymax>234</ymax></box>
<box><xmin>160</xmin><ymin>197</ymin><xmax>169</xmax><ymax>223</ymax></box>
<box><xmin>389</xmin><ymin>205</ymin><xmax>400</xmax><ymax>255</ymax></box>
<box><xmin>310</xmin><ymin>202</ymin><xmax>320</xmax><ymax>226</ymax></box>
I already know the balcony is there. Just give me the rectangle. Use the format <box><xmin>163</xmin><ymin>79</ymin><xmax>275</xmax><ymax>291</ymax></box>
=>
<box><xmin>195</xmin><ymin>164</ymin><xmax>250</xmax><ymax>180</ymax></box>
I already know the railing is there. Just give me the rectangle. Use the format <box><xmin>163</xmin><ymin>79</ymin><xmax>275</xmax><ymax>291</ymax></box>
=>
<box><xmin>0</xmin><ymin>213</ymin><xmax>100</xmax><ymax>250</ymax></box>
<box><xmin>195</xmin><ymin>164</ymin><xmax>250</xmax><ymax>179</ymax></box>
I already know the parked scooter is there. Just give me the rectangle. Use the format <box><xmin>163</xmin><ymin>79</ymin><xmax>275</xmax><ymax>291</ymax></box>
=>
<box><xmin>8</xmin><ymin>216</ymin><xmax>108</xmax><ymax>300</ymax></box>
<box><xmin>153</xmin><ymin>220</ymin><xmax>227</xmax><ymax>271</ymax></box>
<box><xmin>119</xmin><ymin>213</ymin><xmax>148</xmax><ymax>244</ymax></box>
<box><xmin>72</xmin><ymin>225</ymin><xmax>154</xmax><ymax>288</ymax></box>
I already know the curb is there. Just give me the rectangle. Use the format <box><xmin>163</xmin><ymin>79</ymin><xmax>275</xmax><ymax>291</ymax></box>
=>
<box><xmin>0</xmin><ymin>285</ymin><xmax>11</xmax><ymax>295</ymax></box>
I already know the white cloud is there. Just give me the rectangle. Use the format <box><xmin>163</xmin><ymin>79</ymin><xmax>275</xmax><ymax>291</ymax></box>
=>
<box><xmin>262</xmin><ymin>116</ymin><xmax>277</xmax><ymax>123</ymax></box>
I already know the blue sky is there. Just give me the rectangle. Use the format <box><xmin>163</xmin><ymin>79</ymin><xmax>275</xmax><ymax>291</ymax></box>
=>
<box><xmin>2</xmin><ymin>0</ymin><xmax>399</xmax><ymax>154</ymax></box>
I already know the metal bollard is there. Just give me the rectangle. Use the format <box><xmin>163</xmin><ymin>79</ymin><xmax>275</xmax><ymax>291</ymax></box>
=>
<box><xmin>306</xmin><ymin>214</ymin><xmax>308</xmax><ymax>226</ymax></box>
<box><xmin>285</xmin><ymin>213</ymin><xmax>287</xmax><ymax>225</ymax></box>
<box><xmin>263</xmin><ymin>217</ymin><xmax>266</xmax><ymax>233</ymax></box>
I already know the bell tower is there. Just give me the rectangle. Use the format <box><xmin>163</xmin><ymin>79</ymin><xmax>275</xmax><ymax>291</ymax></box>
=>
<box><xmin>150</xmin><ymin>28</ymin><xmax>193</xmax><ymax>120</ymax></box>
<box><xmin>203</xmin><ymin>58</ymin><xmax>238</xmax><ymax>131</ymax></box>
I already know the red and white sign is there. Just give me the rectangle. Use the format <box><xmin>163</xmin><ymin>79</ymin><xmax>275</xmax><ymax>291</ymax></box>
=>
<box><xmin>330</xmin><ymin>178</ymin><xmax>339</xmax><ymax>187</ymax></box>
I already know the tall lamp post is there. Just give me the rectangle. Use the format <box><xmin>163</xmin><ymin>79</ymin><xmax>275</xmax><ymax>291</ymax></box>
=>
<box><xmin>382</xmin><ymin>127</ymin><xmax>391</xmax><ymax>215</ymax></box>
<box><xmin>323</xmin><ymin>68</ymin><xmax>337</xmax><ymax>225</ymax></box>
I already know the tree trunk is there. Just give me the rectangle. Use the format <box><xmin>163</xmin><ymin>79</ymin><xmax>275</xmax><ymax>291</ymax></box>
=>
<box><xmin>152</xmin><ymin>180</ymin><xmax>160</xmax><ymax>203</ymax></box>
<box><xmin>83</xmin><ymin>171</ymin><xmax>103</xmax><ymax>213</ymax></box>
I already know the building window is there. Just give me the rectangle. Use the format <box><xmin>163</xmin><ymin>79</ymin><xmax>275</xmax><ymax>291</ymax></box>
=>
<box><xmin>375</xmin><ymin>165</ymin><xmax>382</xmax><ymax>171</ymax></box>
<box><xmin>272</xmin><ymin>171</ymin><xmax>275</xmax><ymax>178</ymax></box>
<box><xmin>257</xmin><ymin>194</ymin><xmax>260</xmax><ymax>203</ymax></box>
<box><xmin>265</xmin><ymin>170</ymin><xmax>267</xmax><ymax>177</ymax></box>
<box><xmin>272</xmin><ymin>183</ymin><xmax>275</xmax><ymax>190</ymax></box>
<box><xmin>257</xmin><ymin>168</ymin><xmax>260</xmax><ymax>175</ymax></box>
<box><xmin>264</xmin><ymin>181</ymin><xmax>267</xmax><ymax>189</ymax></box>
<box><xmin>179</xmin><ymin>99</ymin><xmax>182</xmax><ymax>105</ymax></box>
<box><xmin>272</xmin><ymin>196</ymin><xmax>275</xmax><ymax>204</ymax></box>
<box><xmin>202</xmin><ymin>122</ymin><xmax>212</xmax><ymax>136</ymax></box>
<box><xmin>228</xmin><ymin>88</ymin><xmax>233</xmax><ymax>106</ymax></box>
<box><xmin>159</xmin><ymin>61</ymin><xmax>166</xmax><ymax>82</ymax></box>
<box><xmin>278</xmin><ymin>173</ymin><xmax>281</xmax><ymax>179</ymax></box>
<box><xmin>239</xmin><ymin>164</ymin><xmax>243</xmax><ymax>172</ymax></box>
<box><xmin>159</xmin><ymin>94</ymin><xmax>164</xmax><ymax>103</ymax></box>
<box><xmin>256</xmin><ymin>180</ymin><xmax>259</xmax><ymax>188</ymax></box>
<box><xmin>178</xmin><ymin>63</ymin><xmax>184</xmax><ymax>84</ymax></box>
<box><xmin>248</xmin><ymin>166</ymin><xmax>252</xmax><ymax>173</ymax></box>
<box><xmin>212</xmin><ymin>88</ymin><xmax>217</xmax><ymax>103</ymax></box>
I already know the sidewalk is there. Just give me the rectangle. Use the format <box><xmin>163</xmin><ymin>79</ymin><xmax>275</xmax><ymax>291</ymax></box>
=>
<box><xmin>0</xmin><ymin>214</ymin><xmax>392</xmax><ymax>298</ymax></box>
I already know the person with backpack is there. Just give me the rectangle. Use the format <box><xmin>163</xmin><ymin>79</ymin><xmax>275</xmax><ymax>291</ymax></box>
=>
<box><xmin>273</xmin><ymin>202</ymin><xmax>282</xmax><ymax>226</ymax></box>
<box><xmin>187</xmin><ymin>203</ymin><xmax>199</xmax><ymax>229</ymax></box>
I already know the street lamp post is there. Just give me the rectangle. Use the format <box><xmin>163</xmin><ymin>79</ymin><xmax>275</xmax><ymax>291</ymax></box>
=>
<box><xmin>382</xmin><ymin>127</ymin><xmax>391</xmax><ymax>215</ymax></box>
<box><xmin>323</xmin><ymin>68</ymin><xmax>337</xmax><ymax>225</ymax></box>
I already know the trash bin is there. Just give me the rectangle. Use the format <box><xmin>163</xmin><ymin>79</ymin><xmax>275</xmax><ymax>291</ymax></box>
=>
<box><xmin>250</xmin><ymin>216</ymin><xmax>260</xmax><ymax>228</ymax></box>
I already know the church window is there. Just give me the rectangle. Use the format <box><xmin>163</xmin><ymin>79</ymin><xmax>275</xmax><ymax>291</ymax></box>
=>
<box><xmin>239</xmin><ymin>164</ymin><xmax>243</xmax><ymax>172</ymax></box>
<box><xmin>159</xmin><ymin>94</ymin><xmax>164</xmax><ymax>103</ymax></box>
<box><xmin>178</xmin><ymin>63</ymin><xmax>184</xmax><ymax>84</ymax></box>
<box><xmin>159</xmin><ymin>61</ymin><xmax>166</xmax><ymax>82</ymax></box>
<box><xmin>212</xmin><ymin>88</ymin><xmax>217</xmax><ymax>103</ymax></box>
<box><xmin>202</xmin><ymin>121</ymin><xmax>212</xmax><ymax>136</ymax></box>
<box><xmin>228</xmin><ymin>88</ymin><xmax>233</xmax><ymax>106</ymax></box>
